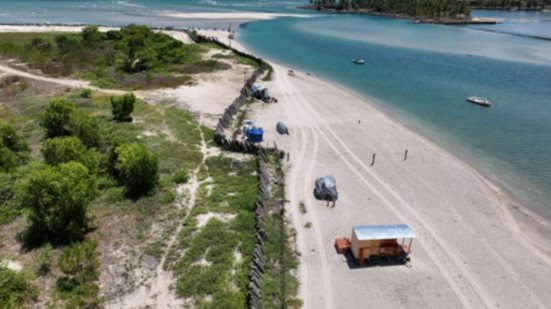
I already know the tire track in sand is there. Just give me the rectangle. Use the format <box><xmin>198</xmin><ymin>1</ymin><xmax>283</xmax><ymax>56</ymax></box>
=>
<box><xmin>275</xmin><ymin>68</ymin><xmax>333</xmax><ymax>309</ymax></box>
<box><xmin>277</xmin><ymin>67</ymin><xmax>495</xmax><ymax>309</ymax></box>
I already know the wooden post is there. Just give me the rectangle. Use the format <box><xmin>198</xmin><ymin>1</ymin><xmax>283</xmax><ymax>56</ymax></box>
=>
<box><xmin>404</xmin><ymin>149</ymin><xmax>408</xmax><ymax>161</ymax></box>
<box><xmin>287</xmin><ymin>152</ymin><xmax>290</xmax><ymax>162</ymax></box>
<box><xmin>371</xmin><ymin>153</ymin><xmax>376</xmax><ymax>166</ymax></box>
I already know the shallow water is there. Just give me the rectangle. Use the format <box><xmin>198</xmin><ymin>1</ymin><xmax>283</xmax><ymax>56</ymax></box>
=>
<box><xmin>238</xmin><ymin>14</ymin><xmax>551</xmax><ymax>218</ymax></box>
<box><xmin>1</xmin><ymin>1</ymin><xmax>551</xmax><ymax>219</ymax></box>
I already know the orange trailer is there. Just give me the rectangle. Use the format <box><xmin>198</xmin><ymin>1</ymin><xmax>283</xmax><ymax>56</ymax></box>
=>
<box><xmin>336</xmin><ymin>224</ymin><xmax>415</xmax><ymax>265</ymax></box>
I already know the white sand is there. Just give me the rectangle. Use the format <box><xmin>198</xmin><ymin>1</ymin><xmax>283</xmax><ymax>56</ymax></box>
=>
<box><xmin>163</xmin><ymin>12</ymin><xmax>311</xmax><ymax>21</ymax></box>
<box><xmin>196</xmin><ymin>30</ymin><xmax>551</xmax><ymax>309</ymax></box>
<box><xmin>0</xmin><ymin>25</ymin><xmax>118</xmax><ymax>33</ymax></box>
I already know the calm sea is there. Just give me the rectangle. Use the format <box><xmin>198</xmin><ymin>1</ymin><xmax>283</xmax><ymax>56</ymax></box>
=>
<box><xmin>1</xmin><ymin>1</ymin><xmax>551</xmax><ymax>219</ymax></box>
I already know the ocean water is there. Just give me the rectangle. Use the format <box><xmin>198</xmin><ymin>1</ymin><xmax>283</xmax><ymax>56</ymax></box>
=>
<box><xmin>238</xmin><ymin>14</ymin><xmax>551</xmax><ymax>218</ymax></box>
<box><xmin>1</xmin><ymin>1</ymin><xmax>550</xmax><ymax>219</ymax></box>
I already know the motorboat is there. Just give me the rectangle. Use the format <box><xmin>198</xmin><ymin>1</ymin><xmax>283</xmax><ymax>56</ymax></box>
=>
<box><xmin>352</xmin><ymin>58</ymin><xmax>365</xmax><ymax>65</ymax></box>
<box><xmin>466</xmin><ymin>96</ymin><xmax>491</xmax><ymax>107</ymax></box>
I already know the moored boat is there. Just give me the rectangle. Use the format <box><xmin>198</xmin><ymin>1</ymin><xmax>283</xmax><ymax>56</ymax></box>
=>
<box><xmin>467</xmin><ymin>96</ymin><xmax>491</xmax><ymax>107</ymax></box>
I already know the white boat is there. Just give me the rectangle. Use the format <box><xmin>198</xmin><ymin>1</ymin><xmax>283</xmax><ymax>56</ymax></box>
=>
<box><xmin>467</xmin><ymin>96</ymin><xmax>491</xmax><ymax>107</ymax></box>
<box><xmin>352</xmin><ymin>58</ymin><xmax>365</xmax><ymax>65</ymax></box>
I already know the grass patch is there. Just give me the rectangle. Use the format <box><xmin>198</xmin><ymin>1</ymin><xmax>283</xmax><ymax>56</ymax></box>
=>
<box><xmin>172</xmin><ymin>155</ymin><xmax>257</xmax><ymax>308</ymax></box>
<box><xmin>258</xmin><ymin>150</ymin><xmax>302</xmax><ymax>308</ymax></box>
<box><xmin>0</xmin><ymin>26</ymin><xmax>227</xmax><ymax>90</ymax></box>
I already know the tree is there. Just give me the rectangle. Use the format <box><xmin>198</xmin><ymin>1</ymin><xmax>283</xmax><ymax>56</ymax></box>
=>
<box><xmin>0</xmin><ymin>123</ymin><xmax>29</xmax><ymax>172</ymax></box>
<box><xmin>68</xmin><ymin>109</ymin><xmax>101</xmax><ymax>148</ymax></box>
<box><xmin>40</xmin><ymin>99</ymin><xmax>101</xmax><ymax>148</ymax></box>
<box><xmin>41</xmin><ymin>136</ymin><xmax>101</xmax><ymax>171</ymax></box>
<box><xmin>81</xmin><ymin>26</ymin><xmax>104</xmax><ymax>48</ymax></box>
<box><xmin>40</xmin><ymin>98</ymin><xmax>75</xmax><ymax>138</ymax></box>
<box><xmin>114</xmin><ymin>143</ymin><xmax>158</xmax><ymax>197</ymax></box>
<box><xmin>16</xmin><ymin>162</ymin><xmax>95</xmax><ymax>245</ymax></box>
<box><xmin>110</xmin><ymin>93</ymin><xmax>135</xmax><ymax>122</ymax></box>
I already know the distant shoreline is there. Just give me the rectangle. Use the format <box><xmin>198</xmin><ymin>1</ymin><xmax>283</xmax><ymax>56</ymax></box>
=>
<box><xmin>299</xmin><ymin>5</ymin><xmax>498</xmax><ymax>24</ymax></box>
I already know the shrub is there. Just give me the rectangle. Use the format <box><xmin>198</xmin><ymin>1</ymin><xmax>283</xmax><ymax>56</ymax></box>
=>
<box><xmin>40</xmin><ymin>98</ymin><xmax>75</xmax><ymax>138</ymax></box>
<box><xmin>58</xmin><ymin>241</ymin><xmax>99</xmax><ymax>286</ymax></box>
<box><xmin>0</xmin><ymin>266</ymin><xmax>37</xmax><ymax>307</ymax></box>
<box><xmin>40</xmin><ymin>99</ymin><xmax>100</xmax><ymax>147</ymax></box>
<box><xmin>67</xmin><ymin>109</ymin><xmax>101</xmax><ymax>148</ymax></box>
<box><xmin>41</xmin><ymin>136</ymin><xmax>101</xmax><ymax>171</ymax></box>
<box><xmin>36</xmin><ymin>244</ymin><xmax>53</xmax><ymax>276</ymax></box>
<box><xmin>0</xmin><ymin>123</ymin><xmax>29</xmax><ymax>154</ymax></box>
<box><xmin>16</xmin><ymin>162</ymin><xmax>95</xmax><ymax>245</ymax></box>
<box><xmin>56</xmin><ymin>240</ymin><xmax>100</xmax><ymax>308</ymax></box>
<box><xmin>0</xmin><ymin>146</ymin><xmax>17</xmax><ymax>173</ymax></box>
<box><xmin>114</xmin><ymin>143</ymin><xmax>158</xmax><ymax>197</ymax></box>
<box><xmin>79</xmin><ymin>89</ymin><xmax>92</xmax><ymax>98</ymax></box>
<box><xmin>172</xmin><ymin>170</ymin><xmax>189</xmax><ymax>184</ymax></box>
<box><xmin>0</xmin><ymin>123</ymin><xmax>29</xmax><ymax>172</ymax></box>
<box><xmin>110</xmin><ymin>93</ymin><xmax>135</xmax><ymax>122</ymax></box>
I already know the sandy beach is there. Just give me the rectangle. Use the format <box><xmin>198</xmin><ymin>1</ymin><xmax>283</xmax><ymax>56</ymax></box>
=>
<box><xmin>1</xmin><ymin>24</ymin><xmax>551</xmax><ymax>309</ymax></box>
<box><xmin>163</xmin><ymin>12</ymin><xmax>311</xmax><ymax>21</ymax></box>
<box><xmin>203</xmin><ymin>31</ymin><xmax>551</xmax><ymax>308</ymax></box>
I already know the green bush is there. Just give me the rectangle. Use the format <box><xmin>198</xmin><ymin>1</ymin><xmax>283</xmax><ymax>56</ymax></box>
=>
<box><xmin>40</xmin><ymin>99</ymin><xmax>100</xmax><ymax>147</ymax></box>
<box><xmin>172</xmin><ymin>170</ymin><xmax>189</xmax><ymax>184</ymax></box>
<box><xmin>79</xmin><ymin>89</ymin><xmax>92</xmax><ymax>98</ymax></box>
<box><xmin>114</xmin><ymin>143</ymin><xmax>158</xmax><ymax>197</ymax></box>
<box><xmin>41</xmin><ymin>136</ymin><xmax>101</xmax><ymax>171</ymax></box>
<box><xmin>36</xmin><ymin>244</ymin><xmax>53</xmax><ymax>276</ymax></box>
<box><xmin>40</xmin><ymin>98</ymin><xmax>75</xmax><ymax>138</ymax></box>
<box><xmin>110</xmin><ymin>93</ymin><xmax>135</xmax><ymax>122</ymax></box>
<box><xmin>16</xmin><ymin>162</ymin><xmax>95</xmax><ymax>245</ymax></box>
<box><xmin>0</xmin><ymin>266</ymin><xmax>37</xmax><ymax>307</ymax></box>
<box><xmin>56</xmin><ymin>240</ymin><xmax>100</xmax><ymax>308</ymax></box>
<box><xmin>0</xmin><ymin>146</ymin><xmax>17</xmax><ymax>173</ymax></box>
<box><xmin>0</xmin><ymin>123</ymin><xmax>30</xmax><ymax>172</ymax></box>
<box><xmin>67</xmin><ymin>109</ymin><xmax>101</xmax><ymax>148</ymax></box>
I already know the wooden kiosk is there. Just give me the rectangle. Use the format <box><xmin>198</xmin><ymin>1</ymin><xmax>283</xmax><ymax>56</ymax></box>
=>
<box><xmin>335</xmin><ymin>224</ymin><xmax>415</xmax><ymax>265</ymax></box>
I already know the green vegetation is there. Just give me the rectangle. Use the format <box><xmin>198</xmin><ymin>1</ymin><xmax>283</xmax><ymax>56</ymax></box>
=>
<box><xmin>0</xmin><ymin>75</ymin><xmax>205</xmax><ymax>305</ymax></box>
<box><xmin>111</xmin><ymin>93</ymin><xmax>135</xmax><ymax>122</ymax></box>
<box><xmin>16</xmin><ymin>162</ymin><xmax>96</xmax><ymax>245</ymax></box>
<box><xmin>0</xmin><ymin>266</ymin><xmax>38</xmax><ymax>308</ymax></box>
<box><xmin>471</xmin><ymin>0</ymin><xmax>551</xmax><ymax>9</ymax></box>
<box><xmin>172</xmin><ymin>155</ymin><xmax>258</xmax><ymax>308</ymax></box>
<box><xmin>41</xmin><ymin>136</ymin><xmax>101</xmax><ymax>171</ymax></box>
<box><xmin>40</xmin><ymin>98</ymin><xmax>100</xmax><ymax>147</ymax></box>
<box><xmin>172</xmin><ymin>170</ymin><xmax>189</xmax><ymax>184</ymax></box>
<box><xmin>55</xmin><ymin>240</ymin><xmax>100</xmax><ymax>308</ymax></box>
<box><xmin>0</xmin><ymin>123</ymin><xmax>30</xmax><ymax>172</ymax></box>
<box><xmin>0</xmin><ymin>25</ymin><xmax>228</xmax><ymax>89</ymax></box>
<box><xmin>113</xmin><ymin>143</ymin><xmax>159</xmax><ymax>197</ymax></box>
<box><xmin>258</xmin><ymin>151</ymin><xmax>302</xmax><ymax>309</ymax></box>
<box><xmin>310</xmin><ymin>0</ymin><xmax>471</xmax><ymax>19</ymax></box>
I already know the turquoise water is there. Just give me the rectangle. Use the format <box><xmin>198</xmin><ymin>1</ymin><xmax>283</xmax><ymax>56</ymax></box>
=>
<box><xmin>238</xmin><ymin>14</ymin><xmax>551</xmax><ymax>218</ymax></box>
<box><xmin>1</xmin><ymin>1</ymin><xmax>550</xmax><ymax>218</ymax></box>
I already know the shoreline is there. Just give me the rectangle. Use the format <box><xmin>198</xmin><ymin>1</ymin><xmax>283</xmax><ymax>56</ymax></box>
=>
<box><xmin>298</xmin><ymin>6</ymin><xmax>498</xmax><ymax>24</ymax></box>
<box><xmin>229</xmin><ymin>28</ymin><xmax>551</xmax><ymax>227</ymax></box>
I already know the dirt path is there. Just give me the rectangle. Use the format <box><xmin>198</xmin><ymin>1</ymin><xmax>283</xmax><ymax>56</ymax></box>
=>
<box><xmin>0</xmin><ymin>63</ymin><xmax>125</xmax><ymax>95</ymax></box>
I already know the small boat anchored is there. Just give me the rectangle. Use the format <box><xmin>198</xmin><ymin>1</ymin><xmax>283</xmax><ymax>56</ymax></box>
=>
<box><xmin>466</xmin><ymin>96</ymin><xmax>491</xmax><ymax>107</ymax></box>
<box><xmin>352</xmin><ymin>58</ymin><xmax>365</xmax><ymax>65</ymax></box>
